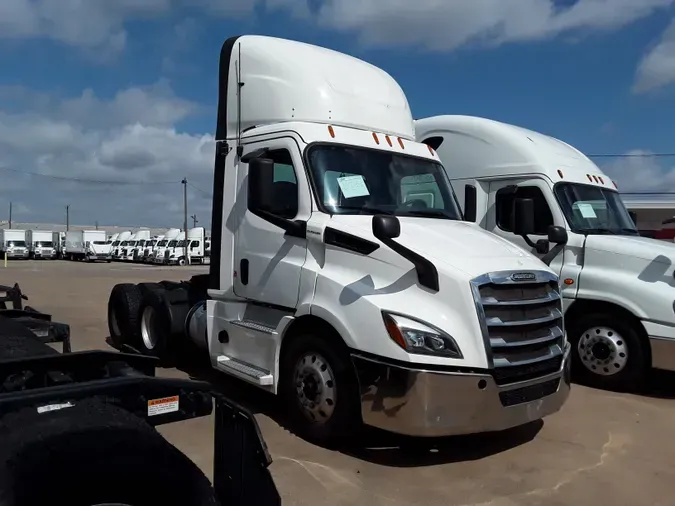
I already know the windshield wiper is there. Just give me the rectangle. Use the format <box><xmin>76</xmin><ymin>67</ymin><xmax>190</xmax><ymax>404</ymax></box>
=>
<box><xmin>335</xmin><ymin>206</ymin><xmax>394</xmax><ymax>215</ymax></box>
<box><xmin>620</xmin><ymin>228</ymin><xmax>640</xmax><ymax>235</ymax></box>
<box><xmin>577</xmin><ymin>228</ymin><xmax>618</xmax><ymax>235</ymax></box>
<box><xmin>402</xmin><ymin>209</ymin><xmax>456</xmax><ymax>220</ymax></box>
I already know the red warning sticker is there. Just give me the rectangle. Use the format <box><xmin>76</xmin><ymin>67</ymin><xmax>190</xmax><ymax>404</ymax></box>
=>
<box><xmin>147</xmin><ymin>395</ymin><xmax>179</xmax><ymax>416</ymax></box>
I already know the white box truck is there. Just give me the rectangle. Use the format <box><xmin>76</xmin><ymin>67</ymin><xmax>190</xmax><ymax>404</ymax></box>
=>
<box><xmin>108</xmin><ymin>36</ymin><xmax>570</xmax><ymax>445</ymax></box>
<box><xmin>0</xmin><ymin>229</ymin><xmax>28</xmax><ymax>259</ymax></box>
<box><xmin>415</xmin><ymin>115</ymin><xmax>675</xmax><ymax>391</ymax></box>
<box><xmin>26</xmin><ymin>230</ymin><xmax>56</xmax><ymax>259</ymax></box>
<box><xmin>64</xmin><ymin>230</ymin><xmax>112</xmax><ymax>262</ymax></box>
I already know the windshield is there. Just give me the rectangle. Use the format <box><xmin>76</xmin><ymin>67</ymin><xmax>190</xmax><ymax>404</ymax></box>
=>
<box><xmin>8</xmin><ymin>241</ymin><xmax>26</xmax><ymax>247</ymax></box>
<box><xmin>112</xmin><ymin>241</ymin><xmax>120</xmax><ymax>246</ymax></box>
<box><xmin>157</xmin><ymin>240</ymin><xmax>168</xmax><ymax>247</ymax></box>
<box><xmin>307</xmin><ymin>145</ymin><xmax>462</xmax><ymax>220</ymax></box>
<box><xmin>168</xmin><ymin>240</ymin><xmax>178</xmax><ymax>247</ymax></box>
<box><xmin>35</xmin><ymin>241</ymin><xmax>53</xmax><ymax>247</ymax></box>
<box><xmin>93</xmin><ymin>241</ymin><xmax>106</xmax><ymax>245</ymax></box>
<box><xmin>554</xmin><ymin>182</ymin><xmax>638</xmax><ymax>235</ymax></box>
<box><xmin>177</xmin><ymin>240</ymin><xmax>188</xmax><ymax>247</ymax></box>
<box><xmin>147</xmin><ymin>241</ymin><xmax>156</xmax><ymax>247</ymax></box>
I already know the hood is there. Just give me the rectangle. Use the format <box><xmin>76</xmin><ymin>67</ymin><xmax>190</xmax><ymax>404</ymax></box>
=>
<box><xmin>327</xmin><ymin>215</ymin><xmax>548</xmax><ymax>278</ymax></box>
<box><xmin>585</xmin><ymin>235</ymin><xmax>675</xmax><ymax>264</ymax></box>
<box><xmin>582</xmin><ymin>234</ymin><xmax>675</xmax><ymax>324</ymax></box>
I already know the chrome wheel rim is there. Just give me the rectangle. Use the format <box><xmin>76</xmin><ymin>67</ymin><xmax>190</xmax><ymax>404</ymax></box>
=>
<box><xmin>294</xmin><ymin>352</ymin><xmax>336</xmax><ymax>424</ymax></box>
<box><xmin>577</xmin><ymin>326</ymin><xmax>628</xmax><ymax>376</ymax></box>
<box><xmin>140</xmin><ymin>306</ymin><xmax>157</xmax><ymax>350</ymax></box>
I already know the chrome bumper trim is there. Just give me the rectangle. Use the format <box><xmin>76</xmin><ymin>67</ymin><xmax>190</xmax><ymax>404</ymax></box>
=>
<box><xmin>353</xmin><ymin>344</ymin><xmax>571</xmax><ymax>437</ymax></box>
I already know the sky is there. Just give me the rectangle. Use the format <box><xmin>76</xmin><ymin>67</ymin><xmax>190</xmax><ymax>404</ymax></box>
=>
<box><xmin>1</xmin><ymin>0</ymin><xmax>675</xmax><ymax>229</ymax></box>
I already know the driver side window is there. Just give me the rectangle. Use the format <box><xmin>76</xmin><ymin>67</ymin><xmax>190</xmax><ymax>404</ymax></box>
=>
<box><xmin>400</xmin><ymin>174</ymin><xmax>445</xmax><ymax>209</ymax></box>
<box><xmin>496</xmin><ymin>186</ymin><xmax>553</xmax><ymax>235</ymax></box>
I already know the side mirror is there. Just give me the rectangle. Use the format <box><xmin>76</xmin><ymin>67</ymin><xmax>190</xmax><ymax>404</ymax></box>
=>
<box><xmin>247</xmin><ymin>157</ymin><xmax>275</xmax><ymax>213</ymax></box>
<box><xmin>629</xmin><ymin>211</ymin><xmax>638</xmax><ymax>226</ymax></box>
<box><xmin>464</xmin><ymin>185</ymin><xmax>477</xmax><ymax>222</ymax></box>
<box><xmin>512</xmin><ymin>198</ymin><xmax>535</xmax><ymax>236</ymax></box>
<box><xmin>547</xmin><ymin>225</ymin><xmax>568</xmax><ymax>245</ymax></box>
<box><xmin>372</xmin><ymin>215</ymin><xmax>401</xmax><ymax>240</ymax></box>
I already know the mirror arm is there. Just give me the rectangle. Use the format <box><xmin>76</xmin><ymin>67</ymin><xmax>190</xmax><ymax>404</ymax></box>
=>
<box><xmin>541</xmin><ymin>243</ymin><xmax>565</xmax><ymax>266</ymax></box>
<box><xmin>253</xmin><ymin>209</ymin><xmax>306</xmax><ymax>238</ymax></box>
<box><xmin>520</xmin><ymin>234</ymin><xmax>537</xmax><ymax>249</ymax></box>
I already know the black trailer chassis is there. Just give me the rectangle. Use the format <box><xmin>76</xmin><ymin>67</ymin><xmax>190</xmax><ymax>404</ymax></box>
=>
<box><xmin>0</xmin><ymin>284</ymin><xmax>280</xmax><ymax>505</ymax></box>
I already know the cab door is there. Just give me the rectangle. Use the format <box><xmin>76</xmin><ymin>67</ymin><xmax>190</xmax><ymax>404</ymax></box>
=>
<box><xmin>485</xmin><ymin>178</ymin><xmax>581</xmax><ymax>300</ymax></box>
<box><xmin>233</xmin><ymin>136</ymin><xmax>311</xmax><ymax>310</ymax></box>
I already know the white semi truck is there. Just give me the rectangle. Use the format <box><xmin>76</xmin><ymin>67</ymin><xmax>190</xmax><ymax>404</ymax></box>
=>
<box><xmin>130</xmin><ymin>230</ymin><xmax>151</xmax><ymax>262</ymax></box>
<box><xmin>108</xmin><ymin>35</ymin><xmax>570</xmax><ymax>444</ymax></box>
<box><xmin>166</xmin><ymin>227</ymin><xmax>206</xmax><ymax>266</ymax></box>
<box><xmin>152</xmin><ymin>229</ymin><xmax>182</xmax><ymax>265</ymax></box>
<box><xmin>64</xmin><ymin>230</ymin><xmax>112</xmax><ymax>262</ymax></box>
<box><xmin>0</xmin><ymin>229</ymin><xmax>28</xmax><ymax>259</ymax></box>
<box><xmin>26</xmin><ymin>230</ymin><xmax>56</xmax><ymax>259</ymax></box>
<box><xmin>142</xmin><ymin>235</ymin><xmax>164</xmax><ymax>263</ymax></box>
<box><xmin>415</xmin><ymin>115</ymin><xmax>675</xmax><ymax>391</ymax></box>
<box><xmin>112</xmin><ymin>231</ymin><xmax>132</xmax><ymax>260</ymax></box>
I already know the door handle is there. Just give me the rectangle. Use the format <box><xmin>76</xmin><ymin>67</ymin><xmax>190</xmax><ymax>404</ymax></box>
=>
<box><xmin>240</xmin><ymin>259</ymin><xmax>249</xmax><ymax>285</ymax></box>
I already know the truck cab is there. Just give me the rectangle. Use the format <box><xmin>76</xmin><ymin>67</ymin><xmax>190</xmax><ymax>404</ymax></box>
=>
<box><xmin>168</xmin><ymin>227</ymin><xmax>206</xmax><ymax>266</ymax></box>
<box><xmin>0</xmin><ymin>230</ymin><xmax>28</xmax><ymax>259</ymax></box>
<box><xmin>186</xmin><ymin>35</ymin><xmax>571</xmax><ymax>443</ymax></box>
<box><xmin>27</xmin><ymin>230</ymin><xmax>56</xmax><ymax>259</ymax></box>
<box><xmin>415</xmin><ymin>115</ymin><xmax>675</xmax><ymax>390</ymax></box>
<box><xmin>153</xmin><ymin>229</ymin><xmax>181</xmax><ymax>264</ymax></box>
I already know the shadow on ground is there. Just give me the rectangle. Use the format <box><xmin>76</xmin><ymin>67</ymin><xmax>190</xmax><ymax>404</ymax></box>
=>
<box><xmin>176</xmin><ymin>354</ymin><xmax>543</xmax><ymax>468</ymax></box>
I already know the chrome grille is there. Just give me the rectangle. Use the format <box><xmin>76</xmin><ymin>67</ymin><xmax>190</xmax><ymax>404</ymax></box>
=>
<box><xmin>471</xmin><ymin>270</ymin><xmax>564</xmax><ymax>386</ymax></box>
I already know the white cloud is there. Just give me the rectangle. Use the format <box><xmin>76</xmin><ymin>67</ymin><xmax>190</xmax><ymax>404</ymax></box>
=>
<box><xmin>4</xmin><ymin>0</ymin><xmax>672</xmax><ymax>55</ymax></box>
<box><xmin>0</xmin><ymin>0</ymin><xmax>254</xmax><ymax>54</ymax></box>
<box><xmin>283</xmin><ymin>0</ymin><xmax>675</xmax><ymax>51</ymax></box>
<box><xmin>634</xmin><ymin>18</ymin><xmax>675</xmax><ymax>93</ymax></box>
<box><xmin>0</xmin><ymin>83</ymin><xmax>215</xmax><ymax>228</ymax></box>
<box><xmin>598</xmin><ymin>150</ymin><xmax>675</xmax><ymax>191</ymax></box>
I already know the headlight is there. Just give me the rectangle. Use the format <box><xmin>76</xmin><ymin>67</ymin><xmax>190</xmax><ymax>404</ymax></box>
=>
<box><xmin>382</xmin><ymin>311</ymin><xmax>462</xmax><ymax>358</ymax></box>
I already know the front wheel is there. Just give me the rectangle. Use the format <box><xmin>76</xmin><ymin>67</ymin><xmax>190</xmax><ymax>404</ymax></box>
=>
<box><xmin>569</xmin><ymin>312</ymin><xmax>648</xmax><ymax>392</ymax></box>
<box><xmin>280</xmin><ymin>334</ymin><xmax>360</xmax><ymax>447</ymax></box>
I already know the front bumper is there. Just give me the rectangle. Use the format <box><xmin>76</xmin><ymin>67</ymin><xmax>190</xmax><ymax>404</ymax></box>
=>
<box><xmin>6</xmin><ymin>251</ymin><xmax>28</xmax><ymax>259</ymax></box>
<box><xmin>353</xmin><ymin>344</ymin><xmax>571</xmax><ymax>437</ymax></box>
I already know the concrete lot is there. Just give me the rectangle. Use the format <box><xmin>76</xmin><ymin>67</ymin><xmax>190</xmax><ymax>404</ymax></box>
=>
<box><xmin>3</xmin><ymin>259</ymin><xmax>675</xmax><ymax>506</ymax></box>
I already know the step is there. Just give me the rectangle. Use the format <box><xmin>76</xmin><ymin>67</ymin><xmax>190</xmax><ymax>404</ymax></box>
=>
<box><xmin>216</xmin><ymin>355</ymin><xmax>274</xmax><ymax>386</ymax></box>
<box><xmin>229</xmin><ymin>319</ymin><xmax>276</xmax><ymax>334</ymax></box>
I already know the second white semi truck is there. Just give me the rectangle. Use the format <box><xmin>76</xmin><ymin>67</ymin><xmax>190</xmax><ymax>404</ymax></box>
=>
<box><xmin>416</xmin><ymin>115</ymin><xmax>675</xmax><ymax>391</ymax></box>
<box><xmin>108</xmin><ymin>35</ymin><xmax>570</xmax><ymax>445</ymax></box>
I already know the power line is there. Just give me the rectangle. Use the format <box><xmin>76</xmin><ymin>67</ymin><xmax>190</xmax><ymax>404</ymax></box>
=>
<box><xmin>186</xmin><ymin>182</ymin><xmax>213</xmax><ymax>198</ymax></box>
<box><xmin>0</xmin><ymin>166</ymin><xmax>180</xmax><ymax>185</ymax></box>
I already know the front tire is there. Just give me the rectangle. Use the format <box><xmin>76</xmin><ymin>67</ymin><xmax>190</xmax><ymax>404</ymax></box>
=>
<box><xmin>568</xmin><ymin>312</ymin><xmax>648</xmax><ymax>391</ymax></box>
<box><xmin>280</xmin><ymin>333</ymin><xmax>360</xmax><ymax>447</ymax></box>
